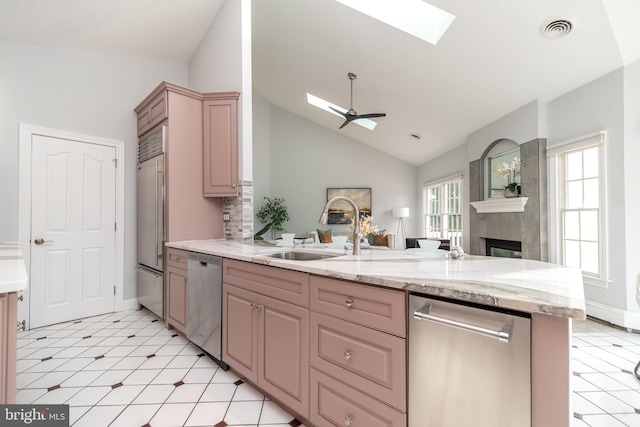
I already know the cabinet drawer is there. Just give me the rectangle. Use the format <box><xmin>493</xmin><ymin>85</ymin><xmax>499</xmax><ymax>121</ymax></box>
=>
<box><xmin>310</xmin><ymin>313</ymin><xmax>405</xmax><ymax>411</ymax></box>
<box><xmin>310</xmin><ymin>276</ymin><xmax>406</xmax><ymax>336</ymax></box>
<box><xmin>166</xmin><ymin>248</ymin><xmax>188</xmax><ymax>270</ymax></box>
<box><xmin>310</xmin><ymin>368</ymin><xmax>406</xmax><ymax>427</ymax></box>
<box><xmin>223</xmin><ymin>259</ymin><xmax>309</xmax><ymax>307</ymax></box>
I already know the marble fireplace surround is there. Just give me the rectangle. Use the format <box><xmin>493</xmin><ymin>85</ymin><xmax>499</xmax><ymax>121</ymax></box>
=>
<box><xmin>469</xmin><ymin>138</ymin><xmax>548</xmax><ymax>261</ymax></box>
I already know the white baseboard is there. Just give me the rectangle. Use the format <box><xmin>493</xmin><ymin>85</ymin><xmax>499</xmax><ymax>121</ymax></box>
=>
<box><xmin>123</xmin><ymin>298</ymin><xmax>139</xmax><ymax>311</ymax></box>
<box><xmin>586</xmin><ymin>300</ymin><xmax>640</xmax><ymax>331</ymax></box>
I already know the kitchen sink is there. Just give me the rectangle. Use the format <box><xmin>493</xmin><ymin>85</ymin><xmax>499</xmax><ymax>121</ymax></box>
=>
<box><xmin>260</xmin><ymin>251</ymin><xmax>344</xmax><ymax>261</ymax></box>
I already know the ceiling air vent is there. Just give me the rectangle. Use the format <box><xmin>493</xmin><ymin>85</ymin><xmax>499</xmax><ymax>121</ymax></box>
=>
<box><xmin>540</xmin><ymin>17</ymin><xmax>577</xmax><ymax>39</ymax></box>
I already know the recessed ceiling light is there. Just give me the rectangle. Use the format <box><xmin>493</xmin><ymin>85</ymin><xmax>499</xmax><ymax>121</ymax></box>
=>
<box><xmin>336</xmin><ymin>0</ymin><xmax>455</xmax><ymax>45</ymax></box>
<box><xmin>307</xmin><ymin>93</ymin><xmax>378</xmax><ymax>130</ymax></box>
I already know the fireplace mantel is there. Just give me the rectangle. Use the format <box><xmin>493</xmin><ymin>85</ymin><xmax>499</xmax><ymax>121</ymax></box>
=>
<box><xmin>470</xmin><ymin>197</ymin><xmax>529</xmax><ymax>213</ymax></box>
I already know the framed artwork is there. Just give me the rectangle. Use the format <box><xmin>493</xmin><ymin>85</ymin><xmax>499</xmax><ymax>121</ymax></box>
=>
<box><xmin>326</xmin><ymin>188</ymin><xmax>372</xmax><ymax>224</ymax></box>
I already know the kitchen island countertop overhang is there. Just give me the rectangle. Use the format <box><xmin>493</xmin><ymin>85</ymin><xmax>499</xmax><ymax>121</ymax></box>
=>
<box><xmin>166</xmin><ymin>239</ymin><xmax>586</xmax><ymax>320</ymax></box>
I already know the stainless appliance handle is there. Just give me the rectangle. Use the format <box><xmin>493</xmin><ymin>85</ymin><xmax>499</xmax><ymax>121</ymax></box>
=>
<box><xmin>136</xmin><ymin>266</ymin><xmax>161</xmax><ymax>278</ymax></box>
<box><xmin>413</xmin><ymin>303</ymin><xmax>514</xmax><ymax>343</ymax></box>
<box><xmin>156</xmin><ymin>160</ymin><xmax>164</xmax><ymax>262</ymax></box>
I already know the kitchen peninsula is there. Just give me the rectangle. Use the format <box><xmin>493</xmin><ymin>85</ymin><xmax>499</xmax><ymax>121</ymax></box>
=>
<box><xmin>167</xmin><ymin>239</ymin><xmax>585</xmax><ymax>427</ymax></box>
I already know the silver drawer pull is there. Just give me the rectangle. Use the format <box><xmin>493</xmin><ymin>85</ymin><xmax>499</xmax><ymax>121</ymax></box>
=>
<box><xmin>345</xmin><ymin>298</ymin><xmax>354</xmax><ymax>308</ymax></box>
<box><xmin>344</xmin><ymin>415</ymin><xmax>353</xmax><ymax>426</ymax></box>
<box><xmin>414</xmin><ymin>303</ymin><xmax>514</xmax><ymax>343</ymax></box>
<box><xmin>344</xmin><ymin>350</ymin><xmax>352</xmax><ymax>360</ymax></box>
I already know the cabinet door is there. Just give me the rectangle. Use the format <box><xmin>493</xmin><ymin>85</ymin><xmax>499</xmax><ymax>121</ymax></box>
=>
<box><xmin>258</xmin><ymin>294</ymin><xmax>309</xmax><ymax>418</ymax></box>
<box><xmin>137</xmin><ymin>90</ymin><xmax>167</xmax><ymax>137</ymax></box>
<box><xmin>166</xmin><ymin>266</ymin><xmax>187</xmax><ymax>334</ymax></box>
<box><xmin>0</xmin><ymin>293</ymin><xmax>17</xmax><ymax>404</ymax></box>
<box><xmin>203</xmin><ymin>95</ymin><xmax>239</xmax><ymax>197</ymax></box>
<box><xmin>222</xmin><ymin>284</ymin><xmax>258</xmax><ymax>383</ymax></box>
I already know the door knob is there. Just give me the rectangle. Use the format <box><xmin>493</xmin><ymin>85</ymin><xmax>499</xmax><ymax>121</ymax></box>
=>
<box><xmin>34</xmin><ymin>238</ymin><xmax>53</xmax><ymax>245</ymax></box>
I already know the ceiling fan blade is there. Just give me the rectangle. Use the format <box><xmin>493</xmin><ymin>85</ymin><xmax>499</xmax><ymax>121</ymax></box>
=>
<box><xmin>338</xmin><ymin>119</ymin><xmax>351</xmax><ymax>129</ymax></box>
<box><xmin>328</xmin><ymin>106</ymin><xmax>347</xmax><ymax>118</ymax></box>
<box><xmin>354</xmin><ymin>113</ymin><xmax>386</xmax><ymax>119</ymax></box>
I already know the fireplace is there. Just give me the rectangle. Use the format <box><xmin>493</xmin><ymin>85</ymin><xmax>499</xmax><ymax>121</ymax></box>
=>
<box><xmin>485</xmin><ymin>238</ymin><xmax>522</xmax><ymax>259</ymax></box>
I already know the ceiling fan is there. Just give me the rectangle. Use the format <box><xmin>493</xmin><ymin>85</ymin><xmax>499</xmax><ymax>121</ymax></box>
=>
<box><xmin>330</xmin><ymin>72</ymin><xmax>386</xmax><ymax>129</ymax></box>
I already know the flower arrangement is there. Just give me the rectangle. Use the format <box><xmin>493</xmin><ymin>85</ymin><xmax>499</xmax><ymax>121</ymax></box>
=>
<box><xmin>348</xmin><ymin>215</ymin><xmax>379</xmax><ymax>237</ymax></box>
<box><xmin>493</xmin><ymin>157</ymin><xmax>524</xmax><ymax>191</ymax></box>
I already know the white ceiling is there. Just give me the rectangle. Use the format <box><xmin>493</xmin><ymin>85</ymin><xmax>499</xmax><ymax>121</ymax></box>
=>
<box><xmin>2</xmin><ymin>0</ymin><xmax>639</xmax><ymax>165</ymax></box>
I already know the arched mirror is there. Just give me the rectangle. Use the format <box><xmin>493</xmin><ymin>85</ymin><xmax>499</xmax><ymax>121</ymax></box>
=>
<box><xmin>481</xmin><ymin>139</ymin><xmax>520</xmax><ymax>199</ymax></box>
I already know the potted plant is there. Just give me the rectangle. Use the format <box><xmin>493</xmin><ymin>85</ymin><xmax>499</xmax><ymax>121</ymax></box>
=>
<box><xmin>493</xmin><ymin>157</ymin><xmax>524</xmax><ymax>198</ymax></box>
<box><xmin>255</xmin><ymin>196</ymin><xmax>290</xmax><ymax>241</ymax></box>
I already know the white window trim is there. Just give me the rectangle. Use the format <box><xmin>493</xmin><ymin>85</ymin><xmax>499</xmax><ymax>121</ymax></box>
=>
<box><xmin>422</xmin><ymin>173</ymin><xmax>464</xmax><ymax>246</ymax></box>
<box><xmin>547</xmin><ymin>131</ymin><xmax>610</xmax><ymax>288</ymax></box>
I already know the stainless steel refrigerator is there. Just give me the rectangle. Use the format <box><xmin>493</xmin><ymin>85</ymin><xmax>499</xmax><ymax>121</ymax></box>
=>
<box><xmin>136</xmin><ymin>126</ymin><xmax>165</xmax><ymax>318</ymax></box>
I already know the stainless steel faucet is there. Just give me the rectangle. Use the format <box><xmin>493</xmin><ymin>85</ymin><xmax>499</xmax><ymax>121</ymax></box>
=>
<box><xmin>319</xmin><ymin>196</ymin><xmax>362</xmax><ymax>255</ymax></box>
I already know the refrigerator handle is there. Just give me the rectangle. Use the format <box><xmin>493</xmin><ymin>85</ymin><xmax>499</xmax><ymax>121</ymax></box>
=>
<box><xmin>156</xmin><ymin>160</ymin><xmax>164</xmax><ymax>262</ymax></box>
<box><xmin>413</xmin><ymin>302</ymin><xmax>514</xmax><ymax>343</ymax></box>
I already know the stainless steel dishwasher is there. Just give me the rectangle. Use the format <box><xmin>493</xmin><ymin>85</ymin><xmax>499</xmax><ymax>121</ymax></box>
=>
<box><xmin>409</xmin><ymin>294</ymin><xmax>531</xmax><ymax>427</ymax></box>
<box><xmin>186</xmin><ymin>252</ymin><xmax>228</xmax><ymax>370</ymax></box>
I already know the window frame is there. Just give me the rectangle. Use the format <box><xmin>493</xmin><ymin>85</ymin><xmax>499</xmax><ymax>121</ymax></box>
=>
<box><xmin>422</xmin><ymin>174</ymin><xmax>464</xmax><ymax>247</ymax></box>
<box><xmin>547</xmin><ymin>131</ymin><xmax>609</xmax><ymax>288</ymax></box>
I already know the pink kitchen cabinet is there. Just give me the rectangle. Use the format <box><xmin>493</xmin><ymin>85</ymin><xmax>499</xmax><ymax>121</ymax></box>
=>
<box><xmin>222</xmin><ymin>259</ymin><xmax>310</xmax><ymax>418</ymax></box>
<box><xmin>0</xmin><ymin>292</ymin><xmax>17</xmax><ymax>404</ymax></box>
<box><xmin>202</xmin><ymin>93</ymin><xmax>240</xmax><ymax>197</ymax></box>
<box><xmin>165</xmin><ymin>248</ymin><xmax>188</xmax><ymax>334</ymax></box>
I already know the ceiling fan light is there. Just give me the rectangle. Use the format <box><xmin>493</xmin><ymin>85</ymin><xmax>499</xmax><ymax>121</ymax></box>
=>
<box><xmin>306</xmin><ymin>93</ymin><xmax>378</xmax><ymax>130</ymax></box>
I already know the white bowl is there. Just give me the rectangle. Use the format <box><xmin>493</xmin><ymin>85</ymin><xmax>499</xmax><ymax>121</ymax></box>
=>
<box><xmin>332</xmin><ymin>235</ymin><xmax>348</xmax><ymax>245</ymax></box>
<box><xmin>417</xmin><ymin>239</ymin><xmax>440</xmax><ymax>252</ymax></box>
<box><xmin>280</xmin><ymin>233</ymin><xmax>295</xmax><ymax>241</ymax></box>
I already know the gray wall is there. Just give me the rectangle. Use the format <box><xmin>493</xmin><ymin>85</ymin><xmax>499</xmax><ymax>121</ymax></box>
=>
<box><xmin>0</xmin><ymin>40</ymin><xmax>188</xmax><ymax>299</ymax></box>
<box><xmin>253</xmin><ymin>102</ymin><xmax>419</xmax><ymax>242</ymax></box>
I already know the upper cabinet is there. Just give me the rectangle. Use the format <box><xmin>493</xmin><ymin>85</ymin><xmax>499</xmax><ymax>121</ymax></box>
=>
<box><xmin>136</xmin><ymin>90</ymin><xmax>167</xmax><ymax>137</ymax></box>
<box><xmin>203</xmin><ymin>92</ymin><xmax>240</xmax><ymax>197</ymax></box>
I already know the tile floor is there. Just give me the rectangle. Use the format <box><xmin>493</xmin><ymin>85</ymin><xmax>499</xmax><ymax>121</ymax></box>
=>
<box><xmin>15</xmin><ymin>308</ymin><xmax>303</xmax><ymax>427</ymax></box>
<box><xmin>15</xmin><ymin>309</ymin><xmax>640</xmax><ymax>427</ymax></box>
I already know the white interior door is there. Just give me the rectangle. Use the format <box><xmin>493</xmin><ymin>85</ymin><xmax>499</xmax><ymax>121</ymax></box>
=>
<box><xmin>29</xmin><ymin>134</ymin><xmax>117</xmax><ymax>328</ymax></box>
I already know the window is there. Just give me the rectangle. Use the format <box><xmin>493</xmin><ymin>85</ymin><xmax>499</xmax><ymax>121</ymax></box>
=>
<box><xmin>423</xmin><ymin>175</ymin><xmax>463</xmax><ymax>247</ymax></box>
<box><xmin>548</xmin><ymin>132</ymin><xmax>607</xmax><ymax>286</ymax></box>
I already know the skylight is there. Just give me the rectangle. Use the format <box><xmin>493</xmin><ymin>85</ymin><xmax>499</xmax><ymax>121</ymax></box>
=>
<box><xmin>336</xmin><ymin>0</ymin><xmax>455</xmax><ymax>45</ymax></box>
<box><xmin>306</xmin><ymin>93</ymin><xmax>378</xmax><ymax>131</ymax></box>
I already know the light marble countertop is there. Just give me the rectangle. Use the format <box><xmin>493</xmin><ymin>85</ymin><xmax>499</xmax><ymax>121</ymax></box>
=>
<box><xmin>0</xmin><ymin>242</ymin><xmax>28</xmax><ymax>294</ymax></box>
<box><xmin>167</xmin><ymin>239</ymin><xmax>586</xmax><ymax>319</ymax></box>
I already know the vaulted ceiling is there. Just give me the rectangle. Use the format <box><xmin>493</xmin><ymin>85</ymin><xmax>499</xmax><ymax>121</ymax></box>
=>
<box><xmin>2</xmin><ymin>0</ymin><xmax>638</xmax><ymax>165</ymax></box>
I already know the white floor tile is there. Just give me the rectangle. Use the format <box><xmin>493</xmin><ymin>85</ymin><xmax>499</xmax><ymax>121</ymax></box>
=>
<box><xmin>155</xmin><ymin>344</ymin><xmax>187</xmax><ymax>356</ymax></box>
<box><xmin>81</xmin><ymin>356</ymin><xmax>123</xmax><ymax>371</ymax></box>
<box><xmin>224</xmin><ymin>400</ymin><xmax>263</xmax><ymax>425</ymax></box>
<box><xmin>110</xmin><ymin>403</ymin><xmax>161</xmax><ymax>427</ymax></box>
<box><xmin>123</xmin><ymin>369</ymin><xmax>161</xmax><ymax>386</ymax></box>
<box><xmin>200</xmin><ymin>383</ymin><xmax>237</xmax><ymax>402</ymax></box>
<box><xmin>572</xmin><ymin>376</ymin><xmax>601</xmax><ymax>392</ymax></box>
<box><xmin>574</xmin><ymin>393</ymin><xmax>607</xmax><ymax>415</ymax></box>
<box><xmin>184</xmin><ymin>401</ymin><xmax>229</xmax><ymax>426</ymax></box>
<box><xmin>166</xmin><ymin>383</ymin><xmax>207</xmax><ymax>403</ymax></box>
<box><xmin>139</xmin><ymin>355</ymin><xmax>174</xmax><ymax>370</ymax></box>
<box><xmin>119</xmin><ymin>336</ymin><xmax>150</xmax><ymax>346</ymax></box>
<box><xmin>90</xmin><ymin>369</ymin><xmax>134</xmax><ymax>387</ymax></box>
<box><xmin>72</xmin><ymin>404</ymin><xmax>126</xmax><ymax>427</ymax></box>
<box><xmin>61</xmin><ymin>371</ymin><xmax>104</xmax><ymax>388</ymax></box>
<box><xmin>148</xmin><ymin>402</ymin><xmax>196</xmax><ymax>427</ymax></box>
<box><xmin>580</xmin><ymin>372</ymin><xmax>633</xmax><ymax>391</ymax></box>
<box><xmin>110</xmin><ymin>356</ymin><xmax>147</xmax><ymax>370</ymax></box>
<box><xmin>25</xmin><ymin>358</ymin><xmax>68</xmax><ymax>373</ymax></box>
<box><xmin>15</xmin><ymin>388</ymin><xmax>47</xmax><ymax>404</ymax></box>
<box><xmin>68</xmin><ymin>406</ymin><xmax>91</xmax><ymax>426</ymax></box>
<box><xmin>183</xmin><ymin>367</ymin><xmax>217</xmax><ymax>384</ymax></box>
<box><xmin>15</xmin><ymin>371</ymin><xmax>46</xmax><ymax>389</ymax></box>
<box><xmin>53</xmin><ymin>357</ymin><xmax>94</xmax><ymax>372</ymax></box>
<box><xmin>25</xmin><ymin>371</ymin><xmax>74</xmax><ymax>389</ymax></box>
<box><xmin>613</xmin><ymin>413</ymin><xmax>640</xmax><ymax>427</ymax></box>
<box><xmin>132</xmin><ymin>384</ymin><xmax>175</xmax><ymax>404</ymax></box>
<box><xmin>165</xmin><ymin>355</ymin><xmax>199</xmax><ymax>369</ymax></box>
<box><xmin>581</xmin><ymin>413</ymin><xmax>628</xmax><ymax>426</ymax></box>
<box><xmin>52</xmin><ymin>346</ymin><xmax>88</xmax><ymax>358</ymax></box>
<box><xmin>211</xmin><ymin>368</ymin><xmax>240</xmax><ymax>383</ymax></box>
<box><xmin>97</xmin><ymin>384</ymin><xmax>145</xmax><ymax>405</ymax></box>
<box><xmin>128</xmin><ymin>345</ymin><xmax>162</xmax><ymax>357</ymax></box>
<box><xmin>144</xmin><ymin>334</ymin><xmax>173</xmax><ymax>346</ymax></box>
<box><xmin>16</xmin><ymin>358</ymin><xmax>40</xmax><ymax>373</ymax></box>
<box><xmin>580</xmin><ymin>391</ymin><xmax>636</xmax><ymax>414</ymax></box>
<box><xmin>608</xmin><ymin>390</ymin><xmax>640</xmax><ymax>408</ymax></box>
<box><xmin>33</xmin><ymin>386</ymin><xmax>83</xmax><ymax>404</ymax></box>
<box><xmin>79</xmin><ymin>346</ymin><xmax>118</xmax><ymax>358</ymax></box>
<box><xmin>64</xmin><ymin>386</ymin><xmax>111</xmax><ymax>406</ymax></box>
<box><xmin>104</xmin><ymin>345</ymin><xmax>136</xmax><ymax>358</ymax></box>
<box><xmin>193</xmin><ymin>355</ymin><xmax>220</xmax><ymax>369</ymax></box>
<box><xmin>233</xmin><ymin>383</ymin><xmax>265</xmax><ymax>401</ymax></box>
<box><xmin>259</xmin><ymin>400</ymin><xmax>296</xmax><ymax>424</ymax></box>
<box><xmin>149</xmin><ymin>368</ymin><xmax>189</xmax><ymax>385</ymax></box>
